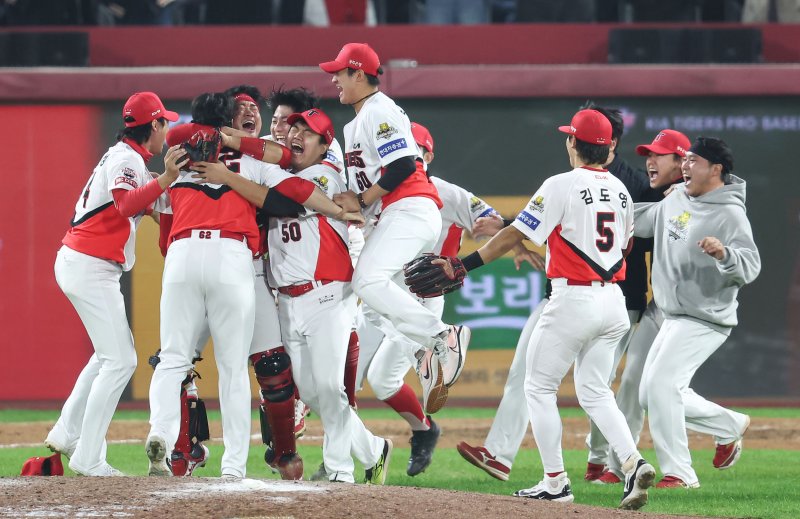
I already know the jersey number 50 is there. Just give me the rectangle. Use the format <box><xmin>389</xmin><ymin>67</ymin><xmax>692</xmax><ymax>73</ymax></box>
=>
<box><xmin>595</xmin><ymin>212</ymin><xmax>615</xmax><ymax>252</ymax></box>
<box><xmin>281</xmin><ymin>222</ymin><xmax>302</xmax><ymax>243</ymax></box>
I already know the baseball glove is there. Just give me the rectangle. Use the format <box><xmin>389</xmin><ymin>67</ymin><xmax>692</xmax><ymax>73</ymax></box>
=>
<box><xmin>182</xmin><ymin>128</ymin><xmax>222</xmax><ymax>169</ymax></box>
<box><xmin>403</xmin><ymin>253</ymin><xmax>466</xmax><ymax>298</ymax></box>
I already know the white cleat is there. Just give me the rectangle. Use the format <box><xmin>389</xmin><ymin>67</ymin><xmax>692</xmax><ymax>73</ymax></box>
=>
<box><xmin>146</xmin><ymin>436</ymin><xmax>172</xmax><ymax>477</ymax></box>
<box><xmin>620</xmin><ymin>457</ymin><xmax>655</xmax><ymax>510</ymax></box>
<box><xmin>69</xmin><ymin>461</ymin><xmax>125</xmax><ymax>477</ymax></box>
<box><xmin>514</xmin><ymin>472</ymin><xmax>575</xmax><ymax>503</ymax></box>
<box><xmin>44</xmin><ymin>434</ymin><xmax>76</xmax><ymax>459</ymax></box>
<box><xmin>417</xmin><ymin>349</ymin><xmax>448</xmax><ymax>414</ymax></box>
<box><xmin>442</xmin><ymin>325</ymin><xmax>471</xmax><ymax>387</ymax></box>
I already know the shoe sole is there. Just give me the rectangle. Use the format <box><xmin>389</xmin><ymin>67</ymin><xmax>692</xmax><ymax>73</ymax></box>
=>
<box><xmin>146</xmin><ymin>437</ymin><xmax>172</xmax><ymax>477</ymax></box>
<box><xmin>376</xmin><ymin>439</ymin><xmax>393</xmax><ymax>485</ymax></box>
<box><xmin>591</xmin><ymin>476</ymin><xmax>622</xmax><ymax>485</ymax></box>
<box><xmin>44</xmin><ymin>439</ymin><xmax>74</xmax><ymax>459</ymax></box>
<box><xmin>717</xmin><ymin>415</ymin><xmax>749</xmax><ymax>470</ymax></box>
<box><xmin>619</xmin><ymin>464</ymin><xmax>655</xmax><ymax>510</ymax></box>
<box><xmin>424</xmin><ymin>361</ymin><xmax>449</xmax><ymax>414</ymax></box>
<box><xmin>457</xmin><ymin>444</ymin><xmax>509</xmax><ymax>482</ymax></box>
<box><xmin>446</xmin><ymin>326</ymin><xmax>471</xmax><ymax>388</ymax></box>
<box><xmin>514</xmin><ymin>491</ymin><xmax>574</xmax><ymax>503</ymax></box>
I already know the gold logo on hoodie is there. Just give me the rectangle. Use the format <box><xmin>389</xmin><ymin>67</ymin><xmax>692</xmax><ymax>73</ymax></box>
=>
<box><xmin>667</xmin><ymin>211</ymin><xmax>691</xmax><ymax>241</ymax></box>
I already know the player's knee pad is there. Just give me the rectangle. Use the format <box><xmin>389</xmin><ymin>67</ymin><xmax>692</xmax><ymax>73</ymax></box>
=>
<box><xmin>250</xmin><ymin>348</ymin><xmax>294</xmax><ymax>403</ymax></box>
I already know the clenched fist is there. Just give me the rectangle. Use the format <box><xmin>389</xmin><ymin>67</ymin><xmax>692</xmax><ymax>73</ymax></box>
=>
<box><xmin>698</xmin><ymin>237</ymin><xmax>726</xmax><ymax>260</ymax></box>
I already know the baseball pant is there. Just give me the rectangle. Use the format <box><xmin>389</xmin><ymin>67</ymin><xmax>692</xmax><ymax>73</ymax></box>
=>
<box><xmin>640</xmin><ymin>316</ymin><xmax>749</xmax><ymax>486</ymax></box>
<box><xmin>149</xmin><ymin>231</ymin><xmax>255</xmax><ymax>478</ymax></box>
<box><xmin>601</xmin><ymin>301</ymin><xmax>664</xmax><ymax>476</ymax></box>
<box><xmin>524</xmin><ymin>282</ymin><xmax>637</xmax><ymax>474</ymax></box>
<box><xmin>483</xmin><ymin>297</ymin><xmax>547</xmax><ymax>468</ymax></box>
<box><xmin>279</xmin><ymin>282</ymin><xmax>383</xmax><ymax>483</ymax></box>
<box><xmin>353</xmin><ymin>197</ymin><xmax>446</xmax><ymax>351</ymax></box>
<box><xmin>585</xmin><ymin>308</ymin><xmax>643</xmax><ymax>465</ymax></box>
<box><xmin>361</xmin><ymin>295</ymin><xmax>444</xmax><ymax>401</ymax></box>
<box><xmin>53</xmin><ymin>245</ymin><xmax>137</xmax><ymax>473</ymax></box>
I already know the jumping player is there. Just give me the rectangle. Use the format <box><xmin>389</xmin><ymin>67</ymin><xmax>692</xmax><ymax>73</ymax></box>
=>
<box><xmin>46</xmin><ymin>92</ymin><xmax>182</xmax><ymax>476</ymax></box>
<box><xmin>320</xmin><ymin>42</ymin><xmax>470</xmax><ymax>414</ymax></box>
<box><xmin>415</xmin><ymin>109</ymin><xmax>656</xmax><ymax>509</ymax></box>
<box><xmin>634</xmin><ymin>137</ymin><xmax>758</xmax><ymax>488</ymax></box>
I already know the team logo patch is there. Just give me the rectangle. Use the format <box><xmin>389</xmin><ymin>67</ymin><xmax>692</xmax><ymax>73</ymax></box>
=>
<box><xmin>114</xmin><ymin>176</ymin><xmax>138</xmax><ymax>188</ymax></box>
<box><xmin>530</xmin><ymin>195</ymin><xmax>545</xmax><ymax>213</ymax></box>
<box><xmin>313</xmin><ymin>175</ymin><xmax>329</xmax><ymax>192</ymax></box>
<box><xmin>516</xmin><ymin>210</ymin><xmax>541</xmax><ymax>231</ymax></box>
<box><xmin>377</xmin><ymin>138</ymin><xmax>408</xmax><ymax>158</ymax></box>
<box><xmin>469</xmin><ymin>196</ymin><xmax>486</xmax><ymax>211</ymax></box>
<box><xmin>667</xmin><ymin>210</ymin><xmax>691</xmax><ymax>242</ymax></box>
<box><xmin>376</xmin><ymin>122</ymin><xmax>398</xmax><ymax>140</ymax></box>
<box><xmin>121</xmin><ymin>167</ymin><xmax>136</xmax><ymax>179</ymax></box>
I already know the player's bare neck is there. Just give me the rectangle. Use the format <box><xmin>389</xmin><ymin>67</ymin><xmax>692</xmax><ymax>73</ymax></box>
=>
<box><xmin>351</xmin><ymin>89</ymin><xmax>379</xmax><ymax>114</ymax></box>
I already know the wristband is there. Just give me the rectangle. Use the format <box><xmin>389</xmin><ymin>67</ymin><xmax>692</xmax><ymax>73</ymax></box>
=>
<box><xmin>239</xmin><ymin>137</ymin><xmax>267</xmax><ymax>160</ymax></box>
<box><xmin>357</xmin><ymin>192</ymin><xmax>368</xmax><ymax>209</ymax></box>
<box><xmin>461</xmin><ymin>251</ymin><xmax>484</xmax><ymax>272</ymax></box>
<box><xmin>277</xmin><ymin>145</ymin><xmax>292</xmax><ymax>169</ymax></box>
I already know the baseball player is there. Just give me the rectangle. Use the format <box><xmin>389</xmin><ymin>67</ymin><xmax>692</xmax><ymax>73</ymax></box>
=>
<box><xmin>320</xmin><ymin>43</ymin><xmax>470</xmax><ymax>415</ymax></box>
<box><xmin>408</xmin><ymin>109</ymin><xmax>656</xmax><ymax>509</ymax></box>
<box><xmin>634</xmin><ymin>137</ymin><xmax>758</xmax><ymax>488</ymax></box>
<box><xmin>592</xmin><ymin>128</ymin><xmax>691</xmax><ymax>485</ymax></box>
<box><xmin>46</xmin><ymin>92</ymin><xmax>182</xmax><ymax>476</ymax></box>
<box><xmin>580</xmin><ymin>107</ymin><xmax>686</xmax><ymax>482</ymax></box>
<box><xmin>348</xmin><ymin>122</ymin><xmax>499</xmax><ymax>478</ymax></box>
<box><xmin>146</xmin><ymin>93</ymin><xmax>362</xmax><ymax>480</ymax></box>
<box><xmin>268</xmin><ymin>108</ymin><xmax>392</xmax><ymax>484</ymax></box>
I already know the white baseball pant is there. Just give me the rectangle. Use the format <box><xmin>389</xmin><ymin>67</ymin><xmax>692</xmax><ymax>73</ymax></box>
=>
<box><xmin>483</xmin><ymin>297</ymin><xmax>547</xmax><ymax>468</ymax></box>
<box><xmin>640</xmin><ymin>316</ymin><xmax>750</xmax><ymax>486</ymax></box>
<box><xmin>149</xmin><ymin>231</ymin><xmax>255</xmax><ymax>478</ymax></box>
<box><xmin>279</xmin><ymin>282</ymin><xmax>383</xmax><ymax>482</ymax></box>
<box><xmin>585</xmin><ymin>308</ymin><xmax>643</xmax><ymax>465</ymax></box>
<box><xmin>352</xmin><ymin>197</ymin><xmax>445</xmax><ymax>351</ymax></box>
<box><xmin>525</xmin><ymin>281</ymin><xmax>637</xmax><ymax>474</ymax></box>
<box><xmin>52</xmin><ymin>245</ymin><xmax>137</xmax><ymax>473</ymax></box>
<box><xmin>601</xmin><ymin>301</ymin><xmax>664</xmax><ymax>476</ymax></box>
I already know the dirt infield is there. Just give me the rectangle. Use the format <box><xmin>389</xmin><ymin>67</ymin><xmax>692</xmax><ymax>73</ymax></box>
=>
<box><xmin>3</xmin><ymin>415</ymin><xmax>799</xmax><ymax>452</ymax></box>
<box><xmin>0</xmin><ymin>477</ymin><xmax>708</xmax><ymax>519</ymax></box>
<box><xmin>3</xmin><ymin>416</ymin><xmax>796</xmax><ymax>519</ymax></box>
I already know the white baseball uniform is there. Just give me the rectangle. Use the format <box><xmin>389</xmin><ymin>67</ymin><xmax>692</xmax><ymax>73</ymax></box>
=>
<box><xmin>510</xmin><ymin>165</ymin><xmax>640</xmax><ymax>474</ymax></box>
<box><xmin>268</xmin><ymin>164</ymin><xmax>384</xmax><ymax>483</ymax></box>
<box><xmin>344</xmin><ymin>92</ymin><xmax>446</xmax><ymax>352</ymax></box>
<box><xmin>148</xmin><ymin>145</ymin><xmax>295</xmax><ymax>479</ymax></box>
<box><xmin>357</xmin><ymin>178</ymin><xmax>496</xmax><ymax>404</ymax></box>
<box><xmin>50</xmin><ymin>139</ymin><xmax>162</xmax><ymax>474</ymax></box>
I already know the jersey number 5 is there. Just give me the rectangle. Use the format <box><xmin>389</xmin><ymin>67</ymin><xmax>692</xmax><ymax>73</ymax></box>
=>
<box><xmin>595</xmin><ymin>212</ymin><xmax>615</xmax><ymax>252</ymax></box>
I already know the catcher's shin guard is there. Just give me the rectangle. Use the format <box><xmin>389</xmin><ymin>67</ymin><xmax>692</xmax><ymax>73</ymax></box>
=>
<box><xmin>344</xmin><ymin>330</ymin><xmax>359</xmax><ymax>408</ymax></box>
<box><xmin>251</xmin><ymin>348</ymin><xmax>301</xmax><ymax>479</ymax></box>
<box><xmin>170</xmin><ymin>374</ymin><xmax>210</xmax><ymax>477</ymax></box>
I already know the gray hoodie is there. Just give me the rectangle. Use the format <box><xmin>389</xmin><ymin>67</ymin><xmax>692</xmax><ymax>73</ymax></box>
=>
<box><xmin>634</xmin><ymin>175</ymin><xmax>760</xmax><ymax>334</ymax></box>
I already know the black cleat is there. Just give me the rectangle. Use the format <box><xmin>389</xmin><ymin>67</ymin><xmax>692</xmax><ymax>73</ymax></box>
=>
<box><xmin>407</xmin><ymin>417</ymin><xmax>441</xmax><ymax>476</ymax></box>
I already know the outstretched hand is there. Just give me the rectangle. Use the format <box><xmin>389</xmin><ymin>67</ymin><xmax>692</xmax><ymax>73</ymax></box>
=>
<box><xmin>513</xmin><ymin>245</ymin><xmax>545</xmax><ymax>271</ymax></box>
<box><xmin>333</xmin><ymin>191</ymin><xmax>361</xmax><ymax>213</ymax></box>
<box><xmin>191</xmin><ymin>161</ymin><xmax>233</xmax><ymax>185</ymax></box>
<box><xmin>472</xmin><ymin>214</ymin><xmax>505</xmax><ymax>239</ymax></box>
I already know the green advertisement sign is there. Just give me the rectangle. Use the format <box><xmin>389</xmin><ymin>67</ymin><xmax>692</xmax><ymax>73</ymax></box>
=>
<box><xmin>442</xmin><ymin>258</ymin><xmax>546</xmax><ymax>350</ymax></box>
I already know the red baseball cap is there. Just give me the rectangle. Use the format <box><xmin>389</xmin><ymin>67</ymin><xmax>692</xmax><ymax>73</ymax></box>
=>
<box><xmin>320</xmin><ymin>43</ymin><xmax>381</xmax><ymax>76</ymax></box>
<box><xmin>122</xmin><ymin>91</ymin><xmax>179</xmax><ymax>128</ymax></box>
<box><xmin>287</xmin><ymin>108</ymin><xmax>335</xmax><ymax>145</ymax></box>
<box><xmin>558</xmin><ymin>109</ymin><xmax>612</xmax><ymax>145</ymax></box>
<box><xmin>410</xmin><ymin>122</ymin><xmax>434</xmax><ymax>153</ymax></box>
<box><xmin>635</xmin><ymin>129</ymin><xmax>691</xmax><ymax>157</ymax></box>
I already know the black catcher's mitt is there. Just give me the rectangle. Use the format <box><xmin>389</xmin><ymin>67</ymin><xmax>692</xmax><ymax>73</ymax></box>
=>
<box><xmin>403</xmin><ymin>253</ymin><xmax>467</xmax><ymax>298</ymax></box>
<box><xmin>181</xmin><ymin>128</ymin><xmax>222</xmax><ymax>169</ymax></box>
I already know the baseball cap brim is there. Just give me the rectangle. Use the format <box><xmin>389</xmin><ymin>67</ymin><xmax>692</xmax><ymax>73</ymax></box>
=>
<box><xmin>635</xmin><ymin>144</ymin><xmax>673</xmax><ymax>156</ymax></box>
<box><xmin>319</xmin><ymin>60</ymin><xmax>346</xmax><ymax>73</ymax></box>
<box><xmin>163</xmin><ymin>110</ymin><xmax>180</xmax><ymax>122</ymax></box>
<box><xmin>287</xmin><ymin>112</ymin><xmax>333</xmax><ymax>144</ymax></box>
<box><xmin>558</xmin><ymin>125</ymin><xmax>576</xmax><ymax>135</ymax></box>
